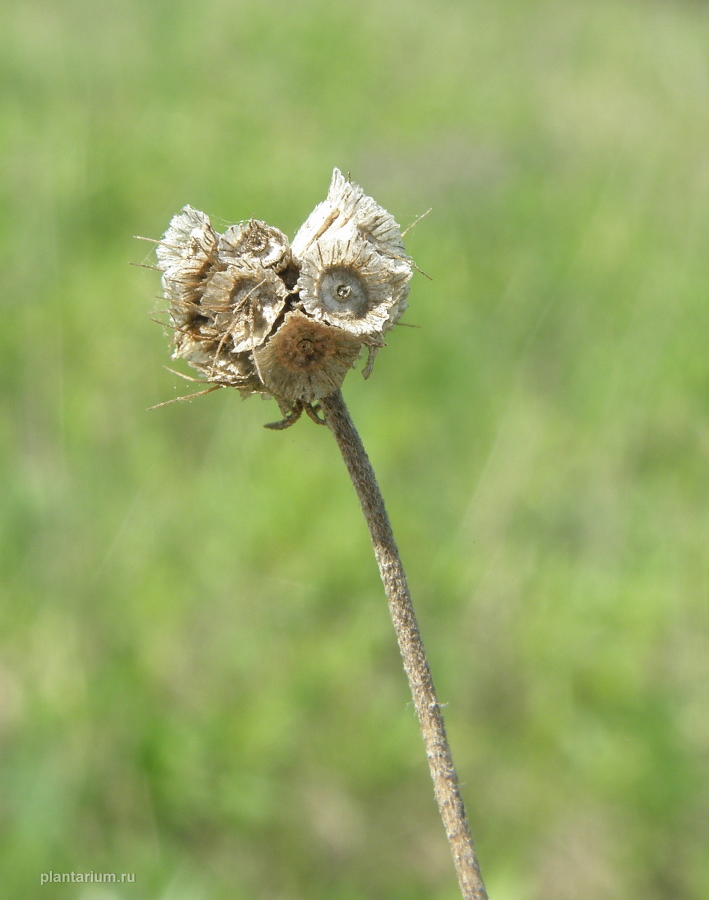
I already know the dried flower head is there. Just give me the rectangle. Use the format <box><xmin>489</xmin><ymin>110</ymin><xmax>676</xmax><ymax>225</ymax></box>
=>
<box><xmin>253</xmin><ymin>311</ymin><xmax>362</xmax><ymax>403</ymax></box>
<box><xmin>157</xmin><ymin>206</ymin><xmax>219</xmax><ymax>307</ymax></box>
<box><xmin>296</xmin><ymin>235</ymin><xmax>411</xmax><ymax>336</ymax></box>
<box><xmin>149</xmin><ymin>169</ymin><xmax>416</xmax><ymax>425</ymax></box>
<box><xmin>219</xmin><ymin>219</ymin><xmax>291</xmax><ymax>271</ymax></box>
<box><xmin>199</xmin><ymin>260</ymin><xmax>288</xmax><ymax>352</ymax></box>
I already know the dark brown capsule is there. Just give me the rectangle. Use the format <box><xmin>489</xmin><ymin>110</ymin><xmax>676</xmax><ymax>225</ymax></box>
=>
<box><xmin>253</xmin><ymin>311</ymin><xmax>362</xmax><ymax>403</ymax></box>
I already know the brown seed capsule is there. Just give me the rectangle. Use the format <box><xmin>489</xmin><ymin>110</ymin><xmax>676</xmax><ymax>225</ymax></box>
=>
<box><xmin>253</xmin><ymin>312</ymin><xmax>362</xmax><ymax>403</ymax></box>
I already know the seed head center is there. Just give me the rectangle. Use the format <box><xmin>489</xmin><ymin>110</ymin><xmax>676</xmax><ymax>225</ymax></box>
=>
<box><xmin>249</xmin><ymin>235</ymin><xmax>268</xmax><ymax>253</ymax></box>
<box><xmin>336</xmin><ymin>284</ymin><xmax>351</xmax><ymax>301</ymax></box>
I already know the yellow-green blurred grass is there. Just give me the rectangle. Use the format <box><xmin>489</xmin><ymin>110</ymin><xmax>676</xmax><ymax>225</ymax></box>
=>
<box><xmin>2</xmin><ymin>0</ymin><xmax>709</xmax><ymax>898</ymax></box>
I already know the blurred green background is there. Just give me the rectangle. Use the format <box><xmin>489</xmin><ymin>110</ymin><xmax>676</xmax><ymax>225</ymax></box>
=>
<box><xmin>2</xmin><ymin>0</ymin><xmax>709</xmax><ymax>898</ymax></box>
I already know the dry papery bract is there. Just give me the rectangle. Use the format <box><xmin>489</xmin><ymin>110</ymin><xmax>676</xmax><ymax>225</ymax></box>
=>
<box><xmin>173</xmin><ymin>341</ymin><xmax>263</xmax><ymax>396</ymax></box>
<box><xmin>291</xmin><ymin>168</ymin><xmax>407</xmax><ymax>261</ymax></box>
<box><xmin>154</xmin><ymin>169</ymin><xmax>414</xmax><ymax>418</ymax></box>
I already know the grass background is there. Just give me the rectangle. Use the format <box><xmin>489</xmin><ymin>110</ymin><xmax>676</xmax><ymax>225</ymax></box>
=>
<box><xmin>2</xmin><ymin>0</ymin><xmax>709</xmax><ymax>897</ymax></box>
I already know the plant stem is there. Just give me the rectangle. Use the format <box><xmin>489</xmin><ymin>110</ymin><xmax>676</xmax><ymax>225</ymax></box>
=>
<box><xmin>319</xmin><ymin>390</ymin><xmax>488</xmax><ymax>900</ymax></box>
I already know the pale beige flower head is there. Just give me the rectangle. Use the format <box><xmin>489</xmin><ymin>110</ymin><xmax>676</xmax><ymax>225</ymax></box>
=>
<box><xmin>150</xmin><ymin>170</ymin><xmax>418</xmax><ymax>425</ymax></box>
<box><xmin>156</xmin><ymin>205</ymin><xmax>218</xmax><ymax>269</ymax></box>
<box><xmin>156</xmin><ymin>206</ymin><xmax>219</xmax><ymax>308</ymax></box>
<box><xmin>198</xmin><ymin>260</ymin><xmax>288</xmax><ymax>353</ymax></box>
<box><xmin>219</xmin><ymin>219</ymin><xmax>291</xmax><ymax>271</ymax></box>
<box><xmin>296</xmin><ymin>236</ymin><xmax>410</xmax><ymax>336</ymax></box>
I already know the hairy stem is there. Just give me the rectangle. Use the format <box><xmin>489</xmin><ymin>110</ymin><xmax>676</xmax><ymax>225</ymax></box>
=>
<box><xmin>320</xmin><ymin>390</ymin><xmax>488</xmax><ymax>900</ymax></box>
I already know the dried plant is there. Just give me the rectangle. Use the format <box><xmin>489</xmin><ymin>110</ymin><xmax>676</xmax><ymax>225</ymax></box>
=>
<box><xmin>143</xmin><ymin>169</ymin><xmax>488</xmax><ymax>900</ymax></box>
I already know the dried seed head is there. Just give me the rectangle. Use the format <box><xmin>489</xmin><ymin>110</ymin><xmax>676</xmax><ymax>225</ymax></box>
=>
<box><xmin>157</xmin><ymin>206</ymin><xmax>219</xmax><ymax>268</ymax></box>
<box><xmin>291</xmin><ymin>168</ymin><xmax>408</xmax><ymax>261</ymax></box>
<box><xmin>219</xmin><ymin>219</ymin><xmax>291</xmax><ymax>271</ymax></box>
<box><xmin>253</xmin><ymin>311</ymin><xmax>362</xmax><ymax>403</ymax></box>
<box><xmin>157</xmin><ymin>206</ymin><xmax>219</xmax><ymax>307</ymax></box>
<box><xmin>198</xmin><ymin>260</ymin><xmax>288</xmax><ymax>352</ymax></box>
<box><xmin>150</xmin><ymin>169</ymin><xmax>417</xmax><ymax>418</ymax></box>
<box><xmin>167</xmin><ymin>257</ymin><xmax>287</xmax><ymax>398</ymax></box>
<box><xmin>297</xmin><ymin>236</ymin><xmax>411</xmax><ymax>336</ymax></box>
